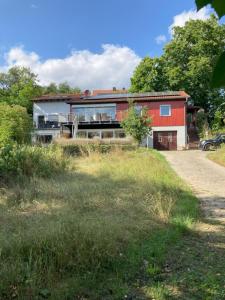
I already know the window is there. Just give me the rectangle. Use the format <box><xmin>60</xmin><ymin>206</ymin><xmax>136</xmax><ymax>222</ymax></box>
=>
<box><xmin>88</xmin><ymin>131</ymin><xmax>100</xmax><ymax>139</ymax></box>
<box><xmin>73</xmin><ymin>106</ymin><xmax>116</xmax><ymax>122</ymax></box>
<box><xmin>37</xmin><ymin>135</ymin><xmax>52</xmax><ymax>144</ymax></box>
<box><xmin>38</xmin><ymin>115</ymin><xmax>45</xmax><ymax>128</ymax></box>
<box><xmin>158</xmin><ymin>133</ymin><xmax>163</xmax><ymax>143</ymax></box>
<box><xmin>115</xmin><ymin>130</ymin><xmax>126</xmax><ymax>138</ymax></box>
<box><xmin>135</xmin><ymin>105</ymin><xmax>142</xmax><ymax>115</ymax></box>
<box><xmin>160</xmin><ymin>105</ymin><xmax>171</xmax><ymax>116</ymax></box>
<box><xmin>77</xmin><ymin>131</ymin><xmax>87</xmax><ymax>138</ymax></box>
<box><xmin>102</xmin><ymin>131</ymin><xmax>113</xmax><ymax>139</ymax></box>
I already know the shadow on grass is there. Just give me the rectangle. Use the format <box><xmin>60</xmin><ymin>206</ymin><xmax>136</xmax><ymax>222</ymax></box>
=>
<box><xmin>137</xmin><ymin>213</ymin><xmax>225</xmax><ymax>300</ymax></box>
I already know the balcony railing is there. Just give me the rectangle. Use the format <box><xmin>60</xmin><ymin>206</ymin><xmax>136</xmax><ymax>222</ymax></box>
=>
<box><xmin>36</xmin><ymin>111</ymin><xmax>127</xmax><ymax>129</ymax></box>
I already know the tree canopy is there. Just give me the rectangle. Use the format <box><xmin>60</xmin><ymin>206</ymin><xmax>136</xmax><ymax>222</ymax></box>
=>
<box><xmin>0</xmin><ymin>67</ymin><xmax>81</xmax><ymax>114</ymax></box>
<box><xmin>0</xmin><ymin>67</ymin><xmax>42</xmax><ymax>114</ymax></box>
<box><xmin>42</xmin><ymin>82</ymin><xmax>81</xmax><ymax>95</ymax></box>
<box><xmin>130</xmin><ymin>16</ymin><xmax>225</xmax><ymax>116</ymax></box>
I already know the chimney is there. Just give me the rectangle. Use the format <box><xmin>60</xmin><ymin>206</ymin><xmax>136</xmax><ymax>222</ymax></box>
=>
<box><xmin>84</xmin><ymin>89</ymin><xmax>90</xmax><ymax>97</ymax></box>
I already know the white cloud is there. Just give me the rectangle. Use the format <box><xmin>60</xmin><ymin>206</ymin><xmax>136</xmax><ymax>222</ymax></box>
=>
<box><xmin>169</xmin><ymin>7</ymin><xmax>211</xmax><ymax>34</ymax></box>
<box><xmin>1</xmin><ymin>44</ymin><xmax>141</xmax><ymax>90</ymax></box>
<box><xmin>155</xmin><ymin>35</ymin><xmax>167</xmax><ymax>45</ymax></box>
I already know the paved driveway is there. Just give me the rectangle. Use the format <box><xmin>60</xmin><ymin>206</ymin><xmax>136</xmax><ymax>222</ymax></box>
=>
<box><xmin>161</xmin><ymin>150</ymin><xmax>225</xmax><ymax>221</ymax></box>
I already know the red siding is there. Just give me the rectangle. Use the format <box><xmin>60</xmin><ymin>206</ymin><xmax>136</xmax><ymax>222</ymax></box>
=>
<box><xmin>116</xmin><ymin>101</ymin><xmax>186</xmax><ymax>126</ymax></box>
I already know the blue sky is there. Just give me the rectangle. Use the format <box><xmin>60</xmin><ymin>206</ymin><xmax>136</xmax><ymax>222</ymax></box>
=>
<box><xmin>0</xmin><ymin>0</ymin><xmax>214</xmax><ymax>89</ymax></box>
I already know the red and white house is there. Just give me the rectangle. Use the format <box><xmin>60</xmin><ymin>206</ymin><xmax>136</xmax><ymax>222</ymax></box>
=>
<box><xmin>33</xmin><ymin>90</ymin><xmax>190</xmax><ymax>150</ymax></box>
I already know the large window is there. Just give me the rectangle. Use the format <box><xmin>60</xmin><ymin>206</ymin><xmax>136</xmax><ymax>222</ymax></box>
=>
<box><xmin>115</xmin><ymin>130</ymin><xmax>126</xmax><ymax>138</ymax></box>
<box><xmin>160</xmin><ymin>105</ymin><xmax>171</xmax><ymax>116</ymax></box>
<box><xmin>73</xmin><ymin>106</ymin><xmax>116</xmax><ymax>122</ymax></box>
<box><xmin>37</xmin><ymin>115</ymin><xmax>59</xmax><ymax>128</ymax></box>
<box><xmin>88</xmin><ymin>131</ymin><xmax>100</xmax><ymax>139</ymax></box>
<box><xmin>102</xmin><ymin>131</ymin><xmax>113</xmax><ymax>139</ymax></box>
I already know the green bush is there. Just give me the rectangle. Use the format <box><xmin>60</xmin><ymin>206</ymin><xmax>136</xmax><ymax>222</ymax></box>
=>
<box><xmin>0</xmin><ymin>144</ymin><xmax>68</xmax><ymax>180</ymax></box>
<box><xmin>0</xmin><ymin>103</ymin><xmax>33</xmax><ymax>147</ymax></box>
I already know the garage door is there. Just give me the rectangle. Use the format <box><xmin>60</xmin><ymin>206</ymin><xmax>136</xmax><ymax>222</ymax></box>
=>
<box><xmin>153</xmin><ymin>131</ymin><xmax>177</xmax><ymax>150</ymax></box>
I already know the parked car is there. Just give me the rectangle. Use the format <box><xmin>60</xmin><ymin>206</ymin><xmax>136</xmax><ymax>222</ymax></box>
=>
<box><xmin>199</xmin><ymin>133</ymin><xmax>225</xmax><ymax>151</ymax></box>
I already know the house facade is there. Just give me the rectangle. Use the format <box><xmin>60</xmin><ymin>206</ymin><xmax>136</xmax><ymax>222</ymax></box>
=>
<box><xmin>33</xmin><ymin>90</ymin><xmax>190</xmax><ymax>150</ymax></box>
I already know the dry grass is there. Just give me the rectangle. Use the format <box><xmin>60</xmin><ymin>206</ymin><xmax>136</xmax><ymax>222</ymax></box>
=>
<box><xmin>54</xmin><ymin>137</ymin><xmax>135</xmax><ymax>145</ymax></box>
<box><xmin>0</xmin><ymin>149</ymin><xmax>198</xmax><ymax>299</ymax></box>
<box><xmin>208</xmin><ymin>145</ymin><xmax>225</xmax><ymax>167</ymax></box>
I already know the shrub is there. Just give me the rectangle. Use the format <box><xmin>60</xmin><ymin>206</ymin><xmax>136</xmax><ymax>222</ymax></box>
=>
<box><xmin>54</xmin><ymin>138</ymin><xmax>138</xmax><ymax>156</ymax></box>
<box><xmin>0</xmin><ymin>103</ymin><xmax>32</xmax><ymax>147</ymax></box>
<box><xmin>0</xmin><ymin>144</ymin><xmax>68</xmax><ymax>180</ymax></box>
<box><xmin>121</xmin><ymin>101</ymin><xmax>151</xmax><ymax>143</ymax></box>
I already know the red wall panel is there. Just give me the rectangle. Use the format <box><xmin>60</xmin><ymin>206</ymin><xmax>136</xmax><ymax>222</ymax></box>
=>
<box><xmin>116</xmin><ymin>101</ymin><xmax>186</xmax><ymax>126</ymax></box>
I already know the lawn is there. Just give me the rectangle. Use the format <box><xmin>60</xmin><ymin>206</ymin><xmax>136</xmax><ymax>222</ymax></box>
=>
<box><xmin>208</xmin><ymin>145</ymin><xmax>225</xmax><ymax>167</ymax></box>
<box><xmin>0</xmin><ymin>149</ymin><xmax>198</xmax><ymax>299</ymax></box>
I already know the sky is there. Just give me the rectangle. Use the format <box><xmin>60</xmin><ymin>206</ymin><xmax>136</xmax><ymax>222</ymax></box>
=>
<box><xmin>0</xmin><ymin>0</ymin><xmax>215</xmax><ymax>90</ymax></box>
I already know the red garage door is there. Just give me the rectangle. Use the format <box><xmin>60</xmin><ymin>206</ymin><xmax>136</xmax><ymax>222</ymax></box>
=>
<box><xmin>153</xmin><ymin>131</ymin><xmax>177</xmax><ymax>150</ymax></box>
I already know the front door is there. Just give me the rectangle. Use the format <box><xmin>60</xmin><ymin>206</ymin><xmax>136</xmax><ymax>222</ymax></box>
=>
<box><xmin>153</xmin><ymin>131</ymin><xmax>177</xmax><ymax>150</ymax></box>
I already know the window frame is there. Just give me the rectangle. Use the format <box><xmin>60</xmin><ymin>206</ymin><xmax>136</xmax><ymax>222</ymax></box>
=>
<box><xmin>160</xmin><ymin>105</ymin><xmax>171</xmax><ymax>117</ymax></box>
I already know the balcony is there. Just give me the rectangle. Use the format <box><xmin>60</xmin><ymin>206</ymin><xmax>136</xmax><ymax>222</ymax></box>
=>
<box><xmin>36</xmin><ymin>112</ymin><xmax>125</xmax><ymax>129</ymax></box>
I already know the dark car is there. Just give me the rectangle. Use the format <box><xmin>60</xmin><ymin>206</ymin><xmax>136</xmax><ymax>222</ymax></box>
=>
<box><xmin>199</xmin><ymin>133</ymin><xmax>225</xmax><ymax>151</ymax></box>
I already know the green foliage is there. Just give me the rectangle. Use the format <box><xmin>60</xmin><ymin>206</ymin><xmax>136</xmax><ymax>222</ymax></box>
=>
<box><xmin>42</xmin><ymin>82</ymin><xmax>81</xmax><ymax>95</ymax></box>
<box><xmin>121</xmin><ymin>102</ymin><xmax>152</xmax><ymax>143</ymax></box>
<box><xmin>196</xmin><ymin>110</ymin><xmax>209</xmax><ymax>138</ymax></box>
<box><xmin>0</xmin><ymin>150</ymin><xmax>198</xmax><ymax>298</ymax></box>
<box><xmin>130</xmin><ymin>16</ymin><xmax>225</xmax><ymax>114</ymax></box>
<box><xmin>212</xmin><ymin>51</ymin><xmax>225</xmax><ymax>88</ymax></box>
<box><xmin>130</xmin><ymin>57</ymin><xmax>168</xmax><ymax>92</ymax></box>
<box><xmin>196</xmin><ymin>0</ymin><xmax>225</xmax><ymax>19</ymax></box>
<box><xmin>195</xmin><ymin>0</ymin><xmax>225</xmax><ymax>87</ymax></box>
<box><xmin>0</xmin><ymin>144</ymin><xmax>68</xmax><ymax>180</ymax></box>
<box><xmin>0</xmin><ymin>67</ymin><xmax>42</xmax><ymax>113</ymax></box>
<box><xmin>211</xmin><ymin>102</ymin><xmax>225</xmax><ymax>131</ymax></box>
<box><xmin>0</xmin><ymin>103</ymin><xmax>32</xmax><ymax>146</ymax></box>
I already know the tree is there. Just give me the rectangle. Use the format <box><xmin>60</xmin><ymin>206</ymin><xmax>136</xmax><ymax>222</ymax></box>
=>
<box><xmin>0</xmin><ymin>67</ymin><xmax>42</xmax><ymax>113</ymax></box>
<box><xmin>130</xmin><ymin>57</ymin><xmax>168</xmax><ymax>92</ymax></box>
<box><xmin>0</xmin><ymin>103</ymin><xmax>33</xmax><ymax>146</ymax></box>
<box><xmin>43</xmin><ymin>82</ymin><xmax>81</xmax><ymax>95</ymax></box>
<box><xmin>130</xmin><ymin>16</ymin><xmax>225</xmax><ymax>117</ymax></box>
<box><xmin>195</xmin><ymin>0</ymin><xmax>225</xmax><ymax>88</ymax></box>
<box><xmin>121</xmin><ymin>101</ymin><xmax>151</xmax><ymax>143</ymax></box>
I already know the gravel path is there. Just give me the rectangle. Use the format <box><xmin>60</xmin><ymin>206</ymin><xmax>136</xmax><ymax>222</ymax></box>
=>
<box><xmin>161</xmin><ymin>150</ymin><xmax>225</xmax><ymax>221</ymax></box>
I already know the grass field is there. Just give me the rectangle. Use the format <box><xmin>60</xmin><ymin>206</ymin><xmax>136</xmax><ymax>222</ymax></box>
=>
<box><xmin>0</xmin><ymin>149</ymin><xmax>198</xmax><ymax>299</ymax></box>
<box><xmin>208</xmin><ymin>145</ymin><xmax>225</xmax><ymax>167</ymax></box>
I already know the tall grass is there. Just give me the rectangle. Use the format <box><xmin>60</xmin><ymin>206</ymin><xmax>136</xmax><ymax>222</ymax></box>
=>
<box><xmin>0</xmin><ymin>149</ymin><xmax>198</xmax><ymax>299</ymax></box>
<box><xmin>208</xmin><ymin>144</ymin><xmax>225</xmax><ymax>167</ymax></box>
<box><xmin>0</xmin><ymin>144</ymin><xmax>68</xmax><ymax>180</ymax></box>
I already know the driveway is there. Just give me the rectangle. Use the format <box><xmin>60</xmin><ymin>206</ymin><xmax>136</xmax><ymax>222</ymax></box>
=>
<box><xmin>161</xmin><ymin>150</ymin><xmax>225</xmax><ymax>221</ymax></box>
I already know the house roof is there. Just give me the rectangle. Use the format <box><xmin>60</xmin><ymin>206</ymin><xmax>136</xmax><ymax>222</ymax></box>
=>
<box><xmin>33</xmin><ymin>91</ymin><xmax>190</xmax><ymax>104</ymax></box>
<box><xmin>92</xmin><ymin>89</ymin><xmax>128</xmax><ymax>96</ymax></box>
<box><xmin>67</xmin><ymin>91</ymin><xmax>190</xmax><ymax>105</ymax></box>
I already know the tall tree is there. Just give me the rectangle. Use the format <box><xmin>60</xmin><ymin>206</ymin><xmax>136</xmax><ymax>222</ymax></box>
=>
<box><xmin>130</xmin><ymin>16</ymin><xmax>225</xmax><ymax>116</ymax></box>
<box><xmin>43</xmin><ymin>82</ymin><xmax>81</xmax><ymax>95</ymax></box>
<box><xmin>0</xmin><ymin>67</ymin><xmax>42</xmax><ymax>114</ymax></box>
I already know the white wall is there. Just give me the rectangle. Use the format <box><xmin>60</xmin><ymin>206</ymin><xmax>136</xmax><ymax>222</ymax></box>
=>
<box><xmin>143</xmin><ymin>126</ymin><xmax>187</xmax><ymax>150</ymax></box>
<box><xmin>33</xmin><ymin>101</ymin><xmax>70</xmax><ymax>124</ymax></box>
